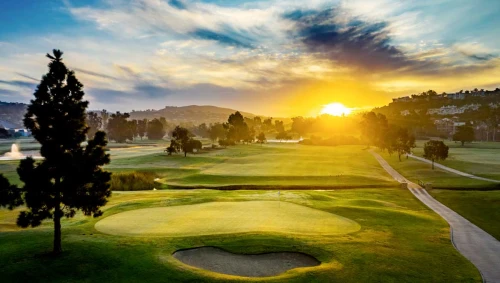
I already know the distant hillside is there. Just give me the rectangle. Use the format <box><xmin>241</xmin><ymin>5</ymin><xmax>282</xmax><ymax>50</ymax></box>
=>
<box><xmin>128</xmin><ymin>105</ymin><xmax>257</xmax><ymax>124</ymax></box>
<box><xmin>375</xmin><ymin>89</ymin><xmax>500</xmax><ymax>119</ymax></box>
<box><xmin>0</xmin><ymin>101</ymin><xmax>27</xmax><ymax>128</ymax></box>
<box><xmin>0</xmin><ymin>102</ymin><xmax>258</xmax><ymax>128</ymax></box>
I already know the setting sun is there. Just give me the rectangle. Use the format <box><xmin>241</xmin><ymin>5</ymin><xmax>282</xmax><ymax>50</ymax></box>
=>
<box><xmin>320</xmin><ymin>103</ymin><xmax>352</xmax><ymax>116</ymax></box>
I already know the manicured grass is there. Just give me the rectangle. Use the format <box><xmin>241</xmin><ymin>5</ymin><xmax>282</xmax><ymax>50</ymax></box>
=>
<box><xmin>379</xmin><ymin>151</ymin><xmax>499</xmax><ymax>189</ymax></box>
<box><xmin>413</xmin><ymin>140</ymin><xmax>500</xmax><ymax>180</ymax></box>
<box><xmin>0</xmin><ymin>189</ymin><xmax>481</xmax><ymax>282</ymax></box>
<box><xmin>95</xmin><ymin>201</ymin><xmax>361</xmax><ymax>237</ymax></box>
<box><xmin>106</xmin><ymin>144</ymin><xmax>398</xmax><ymax>188</ymax></box>
<box><xmin>429</xmin><ymin>190</ymin><xmax>500</xmax><ymax>240</ymax></box>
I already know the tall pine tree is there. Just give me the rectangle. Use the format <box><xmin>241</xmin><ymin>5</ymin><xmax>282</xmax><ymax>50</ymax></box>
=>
<box><xmin>0</xmin><ymin>50</ymin><xmax>112</xmax><ymax>254</ymax></box>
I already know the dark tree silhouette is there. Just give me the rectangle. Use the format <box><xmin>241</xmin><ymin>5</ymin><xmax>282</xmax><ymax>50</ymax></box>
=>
<box><xmin>2</xmin><ymin>50</ymin><xmax>111</xmax><ymax>254</ymax></box>
<box><xmin>0</xmin><ymin>174</ymin><xmax>22</xmax><ymax>209</ymax></box>
<box><xmin>137</xmin><ymin>119</ymin><xmax>148</xmax><ymax>140</ymax></box>
<box><xmin>453</xmin><ymin>125</ymin><xmax>475</xmax><ymax>146</ymax></box>
<box><xmin>423</xmin><ymin>140</ymin><xmax>449</xmax><ymax>169</ymax></box>
<box><xmin>87</xmin><ymin>112</ymin><xmax>102</xmax><ymax>140</ymax></box>
<box><xmin>147</xmin><ymin>118</ymin><xmax>166</xmax><ymax>140</ymax></box>
<box><xmin>107</xmin><ymin>112</ymin><xmax>133</xmax><ymax>143</ymax></box>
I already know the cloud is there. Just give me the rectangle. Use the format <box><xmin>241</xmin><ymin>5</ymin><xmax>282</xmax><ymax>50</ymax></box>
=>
<box><xmin>14</xmin><ymin>73</ymin><xmax>39</xmax><ymax>82</ymax></box>
<box><xmin>191</xmin><ymin>28</ymin><xmax>253</xmax><ymax>48</ymax></box>
<box><xmin>0</xmin><ymin>79</ymin><xmax>37</xmax><ymax>89</ymax></box>
<box><xmin>285</xmin><ymin>8</ymin><xmax>415</xmax><ymax>72</ymax></box>
<box><xmin>73</xmin><ymin>68</ymin><xmax>118</xmax><ymax>80</ymax></box>
<box><xmin>168</xmin><ymin>0</ymin><xmax>186</xmax><ymax>10</ymax></box>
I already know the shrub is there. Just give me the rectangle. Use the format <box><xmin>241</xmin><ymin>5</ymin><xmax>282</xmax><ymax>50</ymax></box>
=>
<box><xmin>110</xmin><ymin>171</ymin><xmax>160</xmax><ymax>191</ymax></box>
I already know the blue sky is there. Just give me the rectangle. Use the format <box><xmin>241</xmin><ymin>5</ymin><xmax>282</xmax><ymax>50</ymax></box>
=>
<box><xmin>1</xmin><ymin>0</ymin><xmax>500</xmax><ymax>116</ymax></box>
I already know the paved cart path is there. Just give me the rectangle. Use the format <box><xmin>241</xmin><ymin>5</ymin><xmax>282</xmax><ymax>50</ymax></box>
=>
<box><xmin>408</xmin><ymin>154</ymin><xmax>500</xmax><ymax>183</ymax></box>
<box><xmin>371</xmin><ymin>150</ymin><xmax>500</xmax><ymax>283</ymax></box>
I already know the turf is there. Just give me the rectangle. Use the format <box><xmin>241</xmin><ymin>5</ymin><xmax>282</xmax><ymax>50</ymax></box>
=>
<box><xmin>379</xmin><ymin>151</ymin><xmax>498</xmax><ymax>189</ymax></box>
<box><xmin>95</xmin><ymin>201</ymin><xmax>361</xmax><ymax>237</ymax></box>
<box><xmin>107</xmin><ymin>144</ymin><xmax>398</xmax><ymax>188</ymax></box>
<box><xmin>428</xmin><ymin>190</ymin><xmax>500</xmax><ymax>241</ymax></box>
<box><xmin>0</xmin><ymin>189</ymin><xmax>481</xmax><ymax>282</ymax></box>
<box><xmin>413</xmin><ymin>140</ymin><xmax>500</xmax><ymax>181</ymax></box>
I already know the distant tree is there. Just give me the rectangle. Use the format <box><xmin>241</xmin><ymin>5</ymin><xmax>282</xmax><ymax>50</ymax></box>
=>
<box><xmin>253</xmin><ymin>116</ymin><xmax>262</xmax><ymax>126</ymax></box>
<box><xmin>147</xmin><ymin>118</ymin><xmax>166</xmax><ymax>140</ymax></box>
<box><xmin>165</xmin><ymin>144</ymin><xmax>177</xmax><ymax>155</ymax></box>
<box><xmin>453</xmin><ymin>125</ymin><xmax>475</xmax><ymax>146</ymax></box>
<box><xmin>86</xmin><ymin>112</ymin><xmax>102</xmax><ymax>139</ymax></box>
<box><xmin>100</xmin><ymin>109</ymin><xmax>109</xmax><ymax>130</ymax></box>
<box><xmin>107</xmin><ymin>112</ymin><xmax>133</xmax><ymax>143</ymax></box>
<box><xmin>1</xmin><ymin>50</ymin><xmax>111</xmax><ymax>254</ymax></box>
<box><xmin>208</xmin><ymin>123</ymin><xmax>227</xmax><ymax>143</ymax></box>
<box><xmin>227</xmin><ymin>111</ymin><xmax>250</xmax><ymax>143</ymax></box>
<box><xmin>244</xmin><ymin>126</ymin><xmax>255</xmax><ymax>143</ymax></box>
<box><xmin>218</xmin><ymin>139</ymin><xmax>234</xmax><ymax>148</ymax></box>
<box><xmin>276</xmin><ymin>131</ymin><xmax>287</xmax><ymax>142</ymax></box>
<box><xmin>193</xmin><ymin>123</ymin><xmax>209</xmax><ymax>138</ymax></box>
<box><xmin>390</xmin><ymin>127</ymin><xmax>416</xmax><ymax>161</ymax></box>
<box><xmin>423</xmin><ymin>140</ymin><xmax>449</xmax><ymax>169</ymax></box>
<box><xmin>159</xmin><ymin>117</ymin><xmax>170</xmax><ymax>134</ymax></box>
<box><xmin>284</xmin><ymin>132</ymin><xmax>292</xmax><ymax>142</ymax></box>
<box><xmin>274</xmin><ymin>120</ymin><xmax>285</xmax><ymax>133</ymax></box>
<box><xmin>291</xmin><ymin>116</ymin><xmax>312</xmax><ymax>137</ymax></box>
<box><xmin>128</xmin><ymin>119</ymin><xmax>138</xmax><ymax>141</ymax></box>
<box><xmin>257</xmin><ymin>132</ymin><xmax>266</xmax><ymax>145</ymax></box>
<box><xmin>171</xmin><ymin>126</ymin><xmax>200</xmax><ymax>157</ymax></box>
<box><xmin>262</xmin><ymin>118</ymin><xmax>273</xmax><ymax>132</ymax></box>
<box><xmin>137</xmin><ymin>119</ymin><xmax>148</xmax><ymax>140</ymax></box>
<box><xmin>360</xmin><ymin>112</ymin><xmax>388</xmax><ymax>148</ymax></box>
<box><xmin>185</xmin><ymin>139</ymin><xmax>202</xmax><ymax>154</ymax></box>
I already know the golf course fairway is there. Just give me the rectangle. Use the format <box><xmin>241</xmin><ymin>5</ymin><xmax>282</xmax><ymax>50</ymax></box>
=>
<box><xmin>95</xmin><ymin>201</ymin><xmax>361</xmax><ymax>237</ymax></box>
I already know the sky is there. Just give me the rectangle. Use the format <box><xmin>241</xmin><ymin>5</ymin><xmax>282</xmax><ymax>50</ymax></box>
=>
<box><xmin>1</xmin><ymin>0</ymin><xmax>500</xmax><ymax>117</ymax></box>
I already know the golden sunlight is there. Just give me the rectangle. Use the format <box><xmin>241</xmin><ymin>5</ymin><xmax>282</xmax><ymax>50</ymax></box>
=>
<box><xmin>320</xmin><ymin>102</ymin><xmax>352</xmax><ymax>116</ymax></box>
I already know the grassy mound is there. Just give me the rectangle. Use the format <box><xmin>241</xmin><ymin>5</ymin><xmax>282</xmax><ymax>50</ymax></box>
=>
<box><xmin>95</xmin><ymin>201</ymin><xmax>361</xmax><ymax>237</ymax></box>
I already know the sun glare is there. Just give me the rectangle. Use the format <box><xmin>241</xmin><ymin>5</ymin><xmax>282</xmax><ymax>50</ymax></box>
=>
<box><xmin>320</xmin><ymin>103</ymin><xmax>352</xmax><ymax>116</ymax></box>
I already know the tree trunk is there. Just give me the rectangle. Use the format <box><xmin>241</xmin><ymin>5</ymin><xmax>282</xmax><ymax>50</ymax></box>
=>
<box><xmin>398</xmin><ymin>153</ymin><xmax>401</xmax><ymax>162</ymax></box>
<box><xmin>432</xmin><ymin>159</ymin><xmax>435</xmax><ymax>170</ymax></box>
<box><xmin>461</xmin><ymin>141</ymin><xmax>465</xmax><ymax>146</ymax></box>
<box><xmin>53</xmin><ymin>186</ymin><xmax>62</xmax><ymax>255</ymax></box>
<box><xmin>184</xmin><ymin>152</ymin><xmax>187</xmax><ymax>157</ymax></box>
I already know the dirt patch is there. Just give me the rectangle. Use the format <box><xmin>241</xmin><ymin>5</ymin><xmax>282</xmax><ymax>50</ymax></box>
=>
<box><xmin>173</xmin><ymin>246</ymin><xmax>320</xmax><ymax>277</ymax></box>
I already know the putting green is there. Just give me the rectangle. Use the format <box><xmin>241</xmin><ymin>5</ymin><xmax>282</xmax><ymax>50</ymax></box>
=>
<box><xmin>95</xmin><ymin>201</ymin><xmax>361</xmax><ymax>237</ymax></box>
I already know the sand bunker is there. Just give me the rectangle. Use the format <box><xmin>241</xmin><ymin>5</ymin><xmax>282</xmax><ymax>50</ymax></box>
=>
<box><xmin>95</xmin><ymin>201</ymin><xmax>360</xmax><ymax>237</ymax></box>
<box><xmin>173</xmin><ymin>246</ymin><xmax>320</xmax><ymax>277</ymax></box>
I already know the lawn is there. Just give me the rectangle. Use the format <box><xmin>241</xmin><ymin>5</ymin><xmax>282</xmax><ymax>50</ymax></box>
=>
<box><xmin>413</xmin><ymin>140</ymin><xmax>500</xmax><ymax>181</ymax></box>
<box><xmin>378</xmin><ymin>150</ymin><xmax>499</xmax><ymax>189</ymax></box>
<box><xmin>2</xmin><ymin>142</ymin><xmax>397</xmax><ymax>188</ymax></box>
<box><xmin>0</xmin><ymin>189</ymin><xmax>481</xmax><ymax>282</ymax></box>
<box><xmin>107</xmin><ymin>144</ymin><xmax>398</xmax><ymax>189</ymax></box>
<box><xmin>428</xmin><ymin>190</ymin><xmax>500</xmax><ymax>241</ymax></box>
